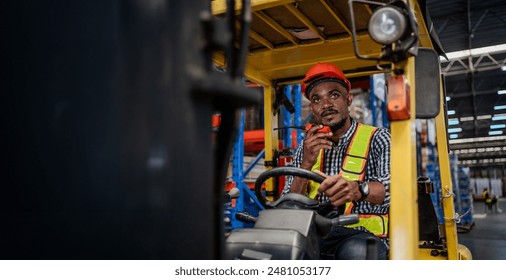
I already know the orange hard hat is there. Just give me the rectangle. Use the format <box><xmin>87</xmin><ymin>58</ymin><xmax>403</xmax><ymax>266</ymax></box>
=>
<box><xmin>301</xmin><ymin>62</ymin><xmax>351</xmax><ymax>98</ymax></box>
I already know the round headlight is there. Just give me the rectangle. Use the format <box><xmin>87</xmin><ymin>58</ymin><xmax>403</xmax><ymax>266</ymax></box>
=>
<box><xmin>368</xmin><ymin>6</ymin><xmax>407</xmax><ymax>45</ymax></box>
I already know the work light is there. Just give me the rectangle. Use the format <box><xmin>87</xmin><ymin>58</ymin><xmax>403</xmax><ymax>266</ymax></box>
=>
<box><xmin>349</xmin><ymin>0</ymin><xmax>418</xmax><ymax>62</ymax></box>
<box><xmin>368</xmin><ymin>6</ymin><xmax>407</xmax><ymax>45</ymax></box>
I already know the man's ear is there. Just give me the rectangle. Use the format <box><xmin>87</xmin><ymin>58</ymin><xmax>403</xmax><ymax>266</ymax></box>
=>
<box><xmin>347</xmin><ymin>93</ymin><xmax>353</xmax><ymax>106</ymax></box>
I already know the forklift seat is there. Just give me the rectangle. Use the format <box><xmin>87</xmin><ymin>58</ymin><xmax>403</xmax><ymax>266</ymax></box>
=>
<box><xmin>417</xmin><ymin>177</ymin><xmax>442</xmax><ymax>244</ymax></box>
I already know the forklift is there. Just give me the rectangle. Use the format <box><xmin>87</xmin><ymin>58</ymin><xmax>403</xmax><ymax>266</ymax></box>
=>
<box><xmin>2</xmin><ymin>0</ymin><xmax>471</xmax><ymax>260</ymax></box>
<box><xmin>213</xmin><ymin>0</ymin><xmax>472</xmax><ymax>260</ymax></box>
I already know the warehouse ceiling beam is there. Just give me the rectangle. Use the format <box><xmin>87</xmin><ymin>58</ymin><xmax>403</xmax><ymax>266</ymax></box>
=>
<box><xmin>284</xmin><ymin>3</ymin><xmax>326</xmax><ymax>41</ymax></box>
<box><xmin>442</xmin><ymin>52</ymin><xmax>506</xmax><ymax>76</ymax></box>
<box><xmin>319</xmin><ymin>0</ymin><xmax>352</xmax><ymax>36</ymax></box>
<box><xmin>254</xmin><ymin>10</ymin><xmax>300</xmax><ymax>45</ymax></box>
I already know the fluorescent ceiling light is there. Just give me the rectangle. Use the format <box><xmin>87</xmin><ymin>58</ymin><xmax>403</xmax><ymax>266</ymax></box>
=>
<box><xmin>477</xmin><ymin>114</ymin><xmax>492</xmax><ymax>120</ymax></box>
<box><xmin>447</xmin><ymin>110</ymin><xmax>456</xmax><ymax>115</ymax></box>
<box><xmin>460</xmin><ymin>116</ymin><xmax>474</xmax><ymax>121</ymax></box>
<box><xmin>459</xmin><ymin>158</ymin><xmax>506</xmax><ymax>165</ymax></box>
<box><xmin>499</xmin><ymin>90</ymin><xmax>506</xmax><ymax>95</ymax></box>
<box><xmin>492</xmin><ymin>115</ymin><xmax>506</xmax><ymax>121</ymax></box>
<box><xmin>454</xmin><ymin>146</ymin><xmax>506</xmax><ymax>154</ymax></box>
<box><xmin>489</xmin><ymin>130</ymin><xmax>504</xmax><ymax>136</ymax></box>
<box><xmin>443</xmin><ymin>43</ymin><xmax>506</xmax><ymax>61</ymax></box>
<box><xmin>446</xmin><ymin>96</ymin><xmax>451</xmax><ymax>101</ymax></box>
<box><xmin>491</xmin><ymin>124</ymin><xmax>506</xmax><ymax>129</ymax></box>
<box><xmin>449</xmin><ymin>134</ymin><xmax>459</xmax><ymax>139</ymax></box>
<box><xmin>449</xmin><ymin>135</ymin><xmax>506</xmax><ymax>144</ymax></box>
<box><xmin>502</xmin><ymin>66</ymin><xmax>506</xmax><ymax>71</ymax></box>
<box><xmin>494</xmin><ymin>105</ymin><xmax>506</xmax><ymax>110</ymax></box>
<box><xmin>448</xmin><ymin>127</ymin><xmax>462</xmax><ymax>133</ymax></box>
<box><xmin>448</xmin><ymin>119</ymin><xmax>459</xmax><ymax>125</ymax></box>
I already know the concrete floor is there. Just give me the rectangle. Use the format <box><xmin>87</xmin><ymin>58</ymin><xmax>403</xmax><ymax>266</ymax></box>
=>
<box><xmin>456</xmin><ymin>198</ymin><xmax>506</xmax><ymax>260</ymax></box>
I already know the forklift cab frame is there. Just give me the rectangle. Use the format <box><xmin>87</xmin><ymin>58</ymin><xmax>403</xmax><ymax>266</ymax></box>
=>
<box><xmin>212</xmin><ymin>0</ymin><xmax>472</xmax><ymax>260</ymax></box>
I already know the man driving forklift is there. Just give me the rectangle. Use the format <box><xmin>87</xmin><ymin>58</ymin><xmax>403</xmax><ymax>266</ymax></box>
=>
<box><xmin>283</xmin><ymin>62</ymin><xmax>391</xmax><ymax>260</ymax></box>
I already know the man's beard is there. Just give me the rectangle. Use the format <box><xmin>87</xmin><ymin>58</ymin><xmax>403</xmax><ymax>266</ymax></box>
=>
<box><xmin>328</xmin><ymin>116</ymin><xmax>348</xmax><ymax>133</ymax></box>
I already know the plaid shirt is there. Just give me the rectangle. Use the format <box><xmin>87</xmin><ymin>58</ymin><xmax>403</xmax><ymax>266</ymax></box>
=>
<box><xmin>283</xmin><ymin>118</ymin><xmax>391</xmax><ymax>244</ymax></box>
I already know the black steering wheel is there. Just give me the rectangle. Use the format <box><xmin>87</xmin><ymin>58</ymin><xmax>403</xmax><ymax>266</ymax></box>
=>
<box><xmin>254</xmin><ymin>166</ymin><xmax>326</xmax><ymax>209</ymax></box>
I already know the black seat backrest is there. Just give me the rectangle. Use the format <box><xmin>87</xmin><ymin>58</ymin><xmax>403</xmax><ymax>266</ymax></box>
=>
<box><xmin>418</xmin><ymin>177</ymin><xmax>441</xmax><ymax>243</ymax></box>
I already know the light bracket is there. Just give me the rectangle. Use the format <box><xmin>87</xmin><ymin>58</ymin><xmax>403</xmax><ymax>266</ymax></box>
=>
<box><xmin>348</xmin><ymin>0</ymin><xmax>419</xmax><ymax>63</ymax></box>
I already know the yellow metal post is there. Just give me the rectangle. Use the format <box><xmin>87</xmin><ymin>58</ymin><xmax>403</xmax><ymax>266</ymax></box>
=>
<box><xmin>263</xmin><ymin>84</ymin><xmax>278</xmax><ymax>201</ymax></box>
<box><xmin>435</xmin><ymin>83</ymin><xmax>460</xmax><ymax>260</ymax></box>
<box><xmin>389</xmin><ymin>56</ymin><xmax>419</xmax><ymax>260</ymax></box>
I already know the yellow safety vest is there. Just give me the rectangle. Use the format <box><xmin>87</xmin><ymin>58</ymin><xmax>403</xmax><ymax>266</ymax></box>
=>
<box><xmin>306</xmin><ymin>123</ymin><xmax>388</xmax><ymax>238</ymax></box>
<box><xmin>483</xmin><ymin>191</ymin><xmax>492</xmax><ymax>203</ymax></box>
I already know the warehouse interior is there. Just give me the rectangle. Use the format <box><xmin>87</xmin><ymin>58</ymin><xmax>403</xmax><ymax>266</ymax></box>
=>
<box><xmin>428</xmin><ymin>0</ymin><xmax>506</xmax><ymax>178</ymax></box>
<box><xmin>427</xmin><ymin>0</ymin><xmax>506</xmax><ymax>260</ymax></box>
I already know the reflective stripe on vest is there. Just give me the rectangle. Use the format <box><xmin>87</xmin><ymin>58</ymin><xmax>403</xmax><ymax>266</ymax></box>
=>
<box><xmin>341</xmin><ymin>124</ymin><xmax>376</xmax><ymax>215</ymax></box>
<box><xmin>306</xmin><ymin>149</ymin><xmax>324</xmax><ymax>199</ymax></box>
<box><xmin>341</xmin><ymin>124</ymin><xmax>377</xmax><ymax>181</ymax></box>
<box><xmin>306</xmin><ymin>123</ymin><xmax>388</xmax><ymax>237</ymax></box>
<box><xmin>353</xmin><ymin>214</ymin><xmax>389</xmax><ymax>238</ymax></box>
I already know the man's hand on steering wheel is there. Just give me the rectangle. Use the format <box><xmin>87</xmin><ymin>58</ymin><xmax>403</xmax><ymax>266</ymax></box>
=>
<box><xmin>316</xmin><ymin>171</ymin><xmax>362</xmax><ymax>208</ymax></box>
